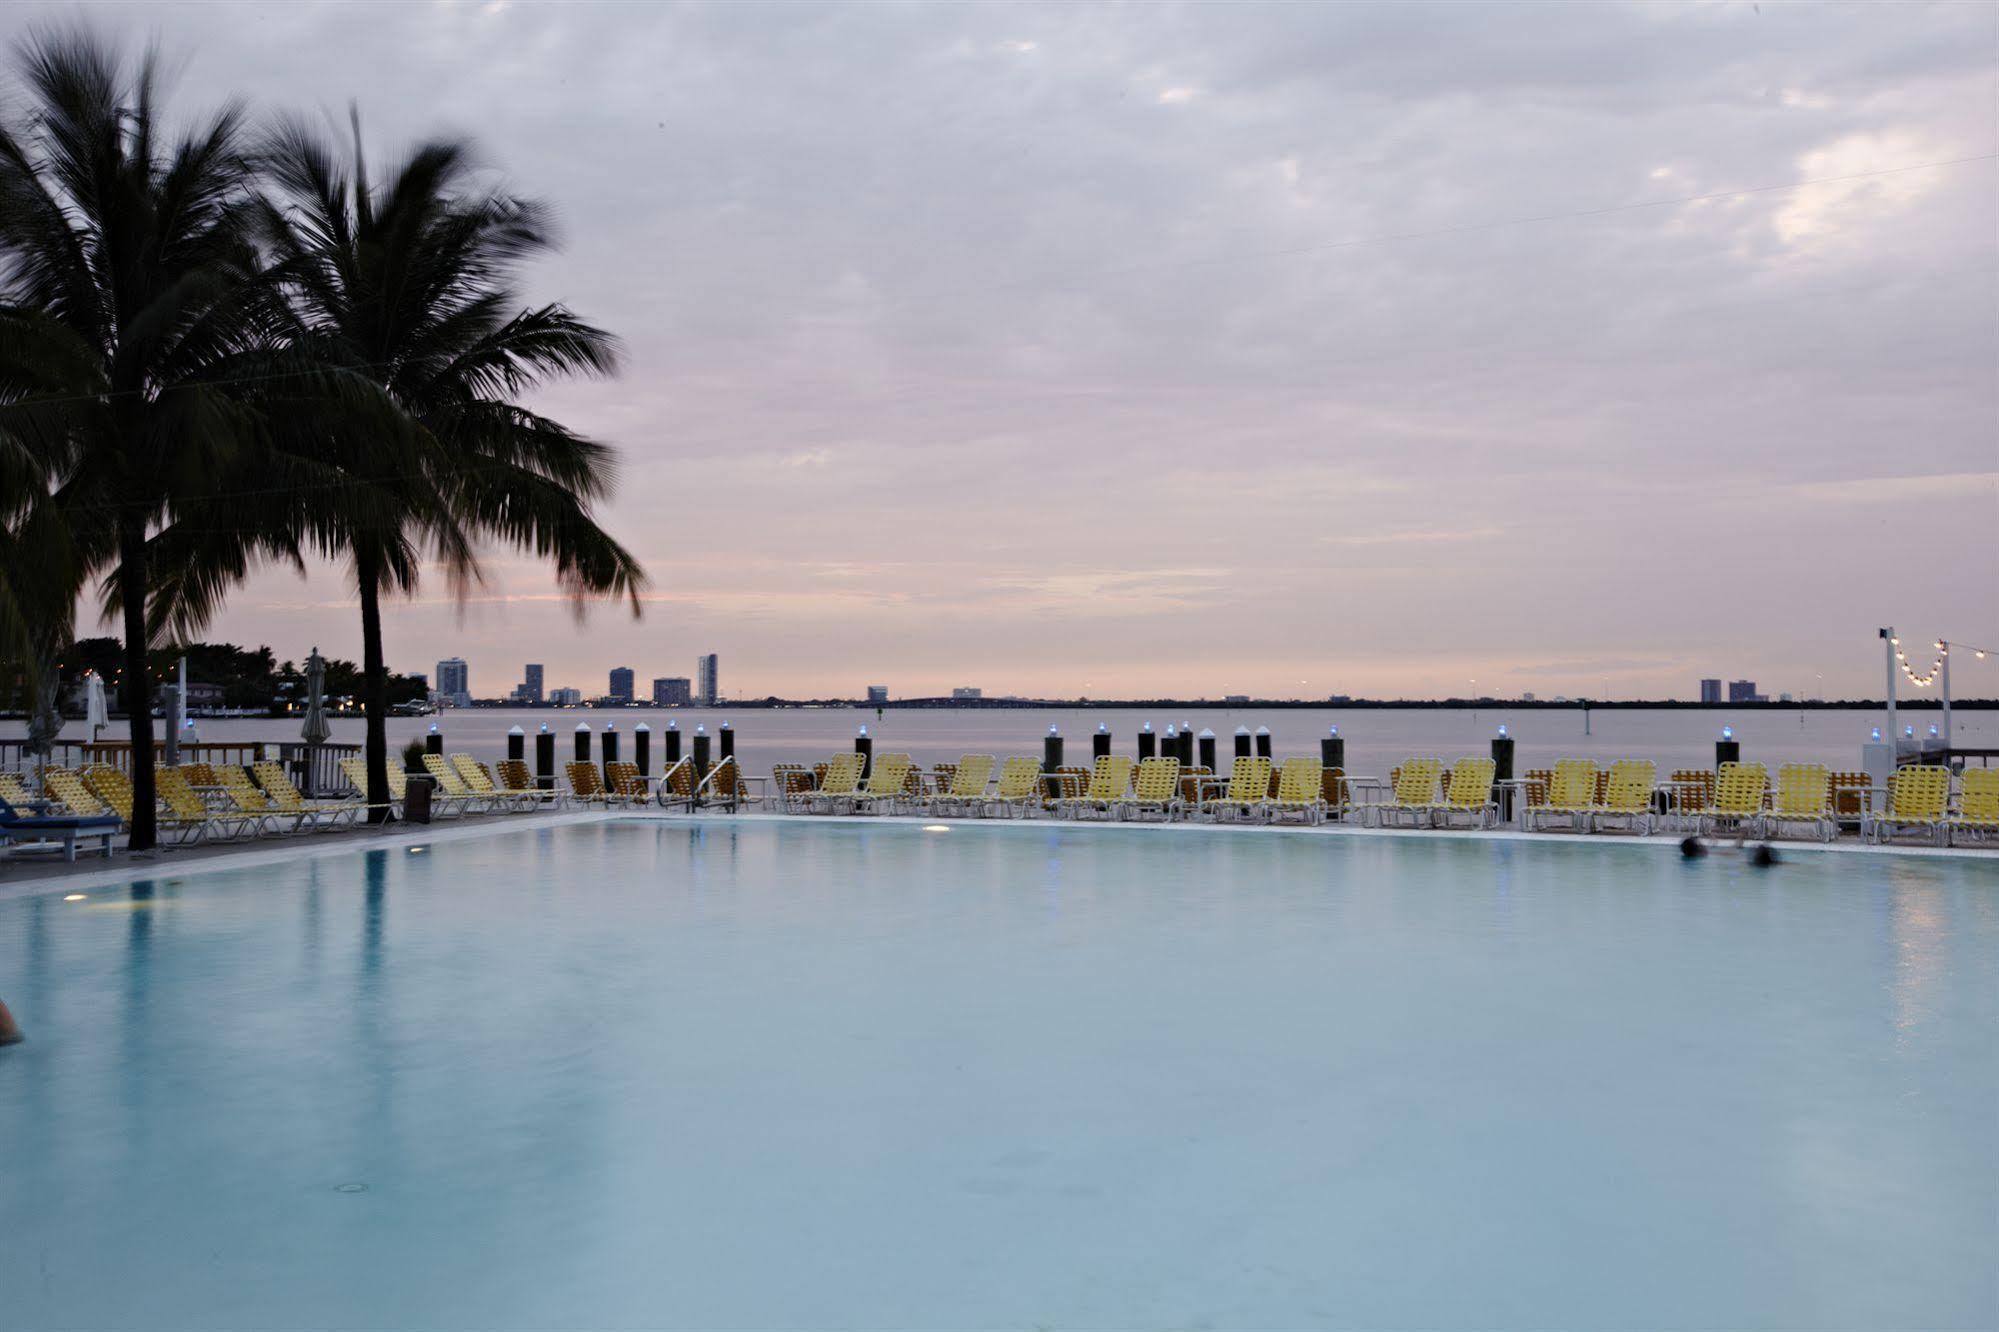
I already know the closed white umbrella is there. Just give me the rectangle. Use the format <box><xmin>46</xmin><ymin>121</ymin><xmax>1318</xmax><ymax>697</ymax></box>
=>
<box><xmin>85</xmin><ymin>671</ymin><xmax>109</xmax><ymax>743</ymax></box>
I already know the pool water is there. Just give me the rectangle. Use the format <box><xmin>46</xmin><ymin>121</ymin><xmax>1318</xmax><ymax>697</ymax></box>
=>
<box><xmin>2</xmin><ymin>820</ymin><xmax>1993</xmax><ymax>1329</ymax></box>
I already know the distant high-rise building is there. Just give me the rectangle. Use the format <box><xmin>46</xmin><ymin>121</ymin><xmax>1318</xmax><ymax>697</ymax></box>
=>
<box><xmin>519</xmin><ymin>663</ymin><xmax>544</xmax><ymax>704</ymax></box>
<box><xmin>436</xmin><ymin>657</ymin><xmax>470</xmax><ymax>707</ymax></box>
<box><xmin>608</xmin><ymin>667</ymin><xmax>634</xmax><ymax>703</ymax></box>
<box><xmin>1728</xmin><ymin>679</ymin><xmax>1758</xmax><ymax>704</ymax></box>
<box><xmin>653</xmin><ymin>676</ymin><xmax>691</xmax><ymax>706</ymax></box>
<box><xmin>951</xmin><ymin>686</ymin><xmax>982</xmax><ymax>701</ymax></box>
<box><xmin>696</xmin><ymin>653</ymin><xmax>719</xmax><ymax>706</ymax></box>
<box><xmin>1699</xmin><ymin>678</ymin><xmax>1722</xmax><ymax>704</ymax></box>
<box><xmin>1520</xmin><ymin>692</ymin><xmax>1536</xmax><ymax>702</ymax></box>
<box><xmin>866</xmin><ymin>685</ymin><xmax>889</xmax><ymax>704</ymax></box>
<box><xmin>549</xmin><ymin>686</ymin><xmax>582</xmax><ymax>706</ymax></box>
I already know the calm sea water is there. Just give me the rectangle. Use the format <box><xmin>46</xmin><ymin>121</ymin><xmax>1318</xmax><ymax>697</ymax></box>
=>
<box><xmin>8</xmin><ymin>705</ymin><xmax>1982</xmax><ymax>778</ymax></box>
<box><xmin>2</xmin><ymin>819</ymin><xmax>1993</xmax><ymax>1327</ymax></box>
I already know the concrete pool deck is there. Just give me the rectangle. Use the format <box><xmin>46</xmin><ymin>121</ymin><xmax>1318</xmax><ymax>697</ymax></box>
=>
<box><xmin>2</xmin><ymin>805</ymin><xmax>1991</xmax><ymax>904</ymax></box>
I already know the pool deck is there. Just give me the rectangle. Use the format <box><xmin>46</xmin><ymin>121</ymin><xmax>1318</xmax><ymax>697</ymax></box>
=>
<box><xmin>2</xmin><ymin>806</ymin><xmax>1991</xmax><ymax>903</ymax></box>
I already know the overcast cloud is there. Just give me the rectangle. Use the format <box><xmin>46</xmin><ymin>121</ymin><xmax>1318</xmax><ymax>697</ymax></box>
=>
<box><xmin>9</xmin><ymin>1</ymin><xmax>1995</xmax><ymax>699</ymax></box>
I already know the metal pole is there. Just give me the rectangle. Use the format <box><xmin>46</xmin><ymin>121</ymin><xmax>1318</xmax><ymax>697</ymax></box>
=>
<box><xmin>1883</xmin><ymin>626</ymin><xmax>1897</xmax><ymax>745</ymax></box>
<box><xmin>1940</xmin><ymin>643</ymin><xmax>1952</xmax><ymax>750</ymax></box>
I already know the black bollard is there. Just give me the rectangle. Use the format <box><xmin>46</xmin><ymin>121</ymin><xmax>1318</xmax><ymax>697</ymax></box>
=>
<box><xmin>602</xmin><ymin>724</ymin><xmax>620</xmax><ymax>779</ymax></box>
<box><xmin>1254</xmin><ymin>726</ymin><xmax>1272</xmax><ymax>759</ymax></box>
<box><xmin>574</xmin><ymin>723</ymin><xmax>591</xmax><ymax>764</ymax></box>
<box><xmin>507</xmin><ymin>725</ymin><xmax>525</xmax><ymax>765</ymax></box>
<box><xmin>1092</xmin><ymin>724</ymin><xmax>1111</xmax><ymax>761</ymax></box>
<box><xmin>1138</xmin><ymin>723</ymin><xmax>1156</xmax><ymax>760</ymax></box>
<box><xmin>854</xmin><ymin>726</ymin><xmax>873</xmax><ymax>779</ymax></box>
<box><xmin>1716</xmin><ymin>727</ymin><xmax>1740</xmax><ymax>768</ymax></box>
<box><xmin>719</xmin><ymin>721</ymin><xmax>735</xmax><ymax>764</ymax></box>
<box><xmin>1177</xmin><ymin>725</ymin><xmax>1195</xmax><ymax>767</ymax></box>
<box><xmin>1198</xmin><ymin>729</ymin><xmax>1217</xmax><ymax>773</ymax></box>
<box><xmin>692</xmin><ymin>725</ymin><xmax>711</xmax><ymax>803</ymax></box>
<box><xmin>425</xmin><ymin>724</ymin><xmax>443</xmax><ymax>757</ymax></box>
<box><xmin>535</xmin><ymin>724</ymin><xmax>556</xmax><ymax>790</ymax></box>
<box><xmin>1234</xmin><ymin>726</ymin><xmax>1252</xmax><ymax>759</ymax></box>
<box><xmin>1162</xmin><ymin>726</ymin><xmax>1178</xmax><ymax>767</ymax></box>
<box><xmin>1491</xmin><ymin>727</ymin><xmax>1515</xmax><ymax>821</ymax></box>
<box><xmin>1321</xmin><ymin>726</ymin><xmax>1345</xmax><ymax>774</ymax></box>
<box><xmin>634</xmin><ymin>723</ymin><xmax>651</xmax><ymax>777</ymax></box>
<box><xmin>1043</xmin><ymin>725</ymin><xmax>1064</xmax><ymax>774</ymax></box>
<box><xmin>664</xmin><ymin>720</ymin><xmax>682</xmax><ymax>769</ymax></box>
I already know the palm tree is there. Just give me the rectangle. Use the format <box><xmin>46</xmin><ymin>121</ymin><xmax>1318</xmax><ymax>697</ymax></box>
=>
<box><xmin>244</xmin><ymin>115</ymin><xmax>645</xmax><ymax>819</ymax></box>
<box><xmin>0</xmin><ymin>30</ymin><xmax>269</xmax><ymax>849</ymax></box>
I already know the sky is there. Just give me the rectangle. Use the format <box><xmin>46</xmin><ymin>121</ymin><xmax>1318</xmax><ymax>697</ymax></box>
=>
<box><xmin>9</xmin><ymin>1</ymin><xmax>1997</xmax><ymax>701</ymax></box>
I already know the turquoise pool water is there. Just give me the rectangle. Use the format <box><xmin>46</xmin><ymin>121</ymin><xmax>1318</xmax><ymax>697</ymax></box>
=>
<box><xmin>2</xmin><ymin>820</ymin><xmax>1993</xmax><ymax>1329</ymax></box>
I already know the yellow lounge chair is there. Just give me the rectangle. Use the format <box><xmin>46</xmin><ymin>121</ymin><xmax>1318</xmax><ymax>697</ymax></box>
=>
<box><xmin>1866</xmin><ymin>765</ymin><xmax>1950</xmax><ymax>846</ymax></box>
<box><xmin>1117</xmin><ymin>757</ymin><xmax>1182</xmax><ymax>822</ymax></box>
<box><xmin>159</xmin><ymin>767</ymin><xmax>269</xmax><ymax>841</ymax></box>
<box><xmin>1949</xmin><ymin>768</ymin><xmax>1999</xmax><ymax>846</ymax></box>
<box><xmin>1374</xmin><ymin>757</ymin><xmax>1443</xmax><ymax>828</ymax></box>
<box><xmin>1205</xmin><ymin>756</ymin><xmax>1273</xmax><ymax>822</ymax></box>
<box><xmin>1760</xmin><ymin>764</ymin><xmax>1835</xmax><ymax>842</ymax></box>
<box><xmin>915</xmin><ymin>754</ymin><xmax>994</xmax><ymax>816</ymax></box>
<box><xmin>981</xmin><ymin>757</ymin><xmax>1045</xmax><ymax>819</ymax></box>
<box><xmin>337</xmin><ymin>756</ymin><xmax>405</xmax><ymax>819</ymax></box>
<box><xmin>1432</xmin><ymin>757</ymin><xmax>1499</xmax><ymax>830</ymax></box>
<box><xmin>42</xmin><ymin>767</ymin><xmax>113</xmax><ymax>820</ymax></box>
<box><xmin>850</xmin><ymin>753</ymin><xmax>914</xmax><ymax>814</ymax></box>
<box><xmin>1590</xmin><ymin>760</ymin><xmax>1655</xmax><ymax>836</ymax></box>
<box><xmin>565</xmin><ymin>760</ymin><xmax>617</xmax><ymax>808</ymax></box>
<box><xmin>422</xmin><ymin>753</ymin><xmax>497</xmax><ymax>814</ymax></box>
<box><xmin>1699</xmin><ymin>762</ymin><xmax>1768</xmax><ymax>837</ymax></box>
<box><xmin>0</xmin><ymin>772</ymin><xmax>37</xmax><ymax>808</ymax></box>
<box><xmin>699</xmin><ymin>755</ymin><xmax>760</xmax><ymax>810</ymax></box>
<box><xmin>605</xmin><ymin>760</ymin><xmax>652</xmax><ymax>805</ymax></box>
<box><xmin>453</xmin><ymin>754</ymin><xmax>537</xmax><ymax>812</ymax></box>
<box><xmin>493</xmin><ymin>757</ymin><xmax>561</xmax><ymax>807</ymax></box>
<box><xmin>1267</xmin><ymin>757</ymin><xmax>1326</xmax><ymax>825</ymax></box>
<box><xmin>83</xmin><ymin>764</ymin><xmax>207</xmax><ymax>844</ymax></box>
<box><xmin>1525</xmin><ymin>759</ymin><xmax>1598</xmax><ymax>833</ymax></box>
<box><xmin>216</xmin><ymin>764</ymin><xmax>304</xmax><ymax>833</ymax></box>
<box><xmin>256</xmin><ymin>760</ymin><xmax>366</xmax><ymax>828</ymax></box>
<box><xmin>1057</xmin><ymin>755</ymin><xmax>1134</xmax><ymax>820</ymax></box>
<box><xmin>804</xmin><ymin>752</ymin><xmax>866</xmax><ymax>814</ymax></box>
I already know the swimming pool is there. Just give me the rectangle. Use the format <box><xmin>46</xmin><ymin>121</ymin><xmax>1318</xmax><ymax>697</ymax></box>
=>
<box><xmin>3</xmin><ymin>818</ymin><xmax>1993</xmax><ymax>1328</ymax></box>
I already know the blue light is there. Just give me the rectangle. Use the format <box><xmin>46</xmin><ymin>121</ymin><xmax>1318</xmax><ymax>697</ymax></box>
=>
<box><xmin>1096</xmin><ymin>722</ymin><xmax>1109</xmax><ymax>733</ymax></box>
<box><xmin>1905</xmin><ymin>725</ymin><xmax>1915</xmax><ymax>738</ymax></box>
<box><xmin>539</xmin><ymin>723</ymin><xmax>549</xmax><ymax>734</ymax></box>
<box><xmin>427</xmin><ymin>722</ymin><xmax>439</xmax><ymax>734</ymax></box>
<box><xmin>857</xmin><ymin>725</ymin><xmax>867</xmax><ymax>737</ymax></box>
<box><xmin>667</xmin><ymin>719</ymin><xmax>678</xmax><ymax>730</ymax></box>
<box><xmin>1871</xmin><ymin>727</ymin><xmax>1881</xmax><ymax>741</ymax></box>
<box><xmin>1929</xmin><ymin>724</ymin><xmax>1939</xmax><ymax>737</ymax></box>
<box><xmin>1048</xmin><ymin>724</ymin><xmax>1060</xmax><ymax>735</ymax></box>
<box><xmin>1497</xmin><ymin>724</ymin><xmax>1508</xmax><ymax>738</ymax></box>
<box><xmin>1721</xmin><ymin>725</ymin><xmax>1733</xmax><ymax>740</ymax></box>
<box><xmin>696</xmin><ymin>723</ymin><xmax>708</xmax><ymax>735</ymax></box>
<box><xmin>1329</xmin><ymin>725</ymin><xmax>1339</xmax><ymax>737</ymax></box>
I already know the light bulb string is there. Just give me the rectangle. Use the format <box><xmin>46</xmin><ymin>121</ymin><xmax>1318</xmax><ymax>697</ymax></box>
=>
<box><xmin>1890</xmin><ymin>635</ymin><xmax>1996</xmax><ymax>687</ymax></box>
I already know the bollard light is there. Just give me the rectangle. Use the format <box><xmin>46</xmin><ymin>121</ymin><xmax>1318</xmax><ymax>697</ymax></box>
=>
<box><xmin>1871</xmin><ymin>727</ymin><xmax>1881</xmax><ymax>741</ymax></box>
<box><xmin>1497</xmin><ymin>723</ymin><xmax>1508</xmax><ymax>737</ymax></box>
<box><xmin>1721</xmin><ymin>725</ymin><xmax>1733</xmax><ymax>740</ymax></box>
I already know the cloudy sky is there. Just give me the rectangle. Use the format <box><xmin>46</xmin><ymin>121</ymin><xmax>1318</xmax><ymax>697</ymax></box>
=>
<box><xmin>12</xmin><ymin>1</ymin><xmax>1997</xmax><ymax>700</ymax></box>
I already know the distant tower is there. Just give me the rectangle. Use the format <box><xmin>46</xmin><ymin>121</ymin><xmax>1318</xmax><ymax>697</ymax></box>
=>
<box><xmin>1699</xmin><ymin>678</ymin><xmax>1721</xmax><ymax>704</ymax></box>
<box><xmin>696</xmin><ymin>653</ymin><xmax>719</xmax><ymax>706</ymax></box>
<box><xmin>608</xmin><ymin>667</ymin><xmax>634</xmax><ymax>703</ymax></box>
<box><xmin>435</xmin><ymin>657</ymin><xmax>470</xmax><ymax>708</ymax></box>
<box><xmin>522</xmin><ymin>663</ymin><xmax>544</xmax><ymax>704</ymax></box>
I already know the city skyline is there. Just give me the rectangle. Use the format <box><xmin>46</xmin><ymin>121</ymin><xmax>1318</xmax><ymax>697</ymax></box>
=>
<box><xmin>18</xmin><ymin>2</ymin><xmax>1992</xmax><ymax>699</ymax></box>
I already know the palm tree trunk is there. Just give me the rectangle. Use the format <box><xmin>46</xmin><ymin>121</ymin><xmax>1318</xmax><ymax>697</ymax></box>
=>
<box><xmin>116</xmin><ymin>516</ymin><xmax>157</xmax><ymax>851</ymax></box>
<box><xmin>356</xmin><ymin>548</ymin><xmax>392</xmax><ymax>825</ymax></box>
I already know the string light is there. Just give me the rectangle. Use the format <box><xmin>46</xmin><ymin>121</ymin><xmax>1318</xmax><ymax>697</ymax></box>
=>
<box><xmin>1893</xmin><ymin>635</ymin><xmax>1998</xmax><ymax>688</ymax></box>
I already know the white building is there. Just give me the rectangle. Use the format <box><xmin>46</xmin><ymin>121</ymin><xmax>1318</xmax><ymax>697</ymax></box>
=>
<box><xmin>696</xmin><ymin>654</ymin><xmax>719</xmax><ymax>706</ymax></box>
<box><xmin>951</xmin><ymin>686</ymin><xmax>982</xmax><ymax>701</ymax></box>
